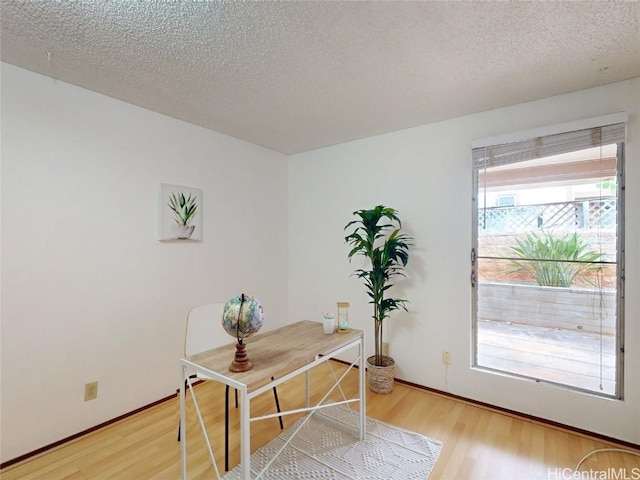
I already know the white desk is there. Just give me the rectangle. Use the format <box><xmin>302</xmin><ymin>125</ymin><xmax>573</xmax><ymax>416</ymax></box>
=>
<box><xmin>179</xmin><ymin>320</ymin><xmax>366</xmax><ymax>480</ymax></box>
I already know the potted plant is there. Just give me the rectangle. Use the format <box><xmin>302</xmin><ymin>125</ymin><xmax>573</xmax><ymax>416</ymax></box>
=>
<box><xmin>168</xmin><ymin>192</ymin><xmax>198</xmax><ymax>239</ymax></box>
<box><xmin>344</xmin><ymin>205</ymin><xmax>413</xmax><ymax>394</ymax></box>
<box><xmin>508</xmin><ymin>230</ymin><xmax>604</xmax><ymax>287</ymax></box>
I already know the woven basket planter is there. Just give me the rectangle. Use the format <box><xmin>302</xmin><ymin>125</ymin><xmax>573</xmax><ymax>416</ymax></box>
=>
<box><xmin>366</xmin><ymin>355</ymin><xmax>395</xmax><ymax>394</ymax></box>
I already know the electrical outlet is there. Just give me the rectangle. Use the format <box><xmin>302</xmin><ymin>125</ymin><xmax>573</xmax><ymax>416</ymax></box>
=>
<box><xmin>84</xmin><ymin>381</ymin><xmax>98</xmax><ymax>401</ymax></box>
<box><xmin>382</xmin><ymin>342</ymin><xmax>389</xmax><ymax>356</ymax></box>
<box><xmin>442</xmin><ymin>351</ymin><xmax>452</xmax><ymax>366</ymax></box>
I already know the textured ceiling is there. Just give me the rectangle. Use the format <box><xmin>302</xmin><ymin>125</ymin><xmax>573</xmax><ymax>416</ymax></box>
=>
<box><xmin>2</xmin><ymin>1</ymin><xmax>639</xmax><ymax>154</ymax></box>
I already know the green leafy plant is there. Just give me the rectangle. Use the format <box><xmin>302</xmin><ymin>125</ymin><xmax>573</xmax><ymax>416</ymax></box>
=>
<box><xmin>168</xmin><ymin>192</ymin><xmax>198</xmax><ymax>226</ymax></box>
<box><xmin>595</xmin><ymin>178</ymin><xmax>617</xmax><ymax>195</ymax></box>
<box><xmin>509</xmin><ymin>231</ymin><xmax>603</xmax><ymax>287</ymax></box>
<box><xmin>344</xmin><ymin>205</ymin><xmax>413</xmax><ymax>367</ymax></box>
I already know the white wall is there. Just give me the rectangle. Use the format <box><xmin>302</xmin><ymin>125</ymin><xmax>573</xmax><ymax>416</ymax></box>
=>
<box><xmin>2</xmin><ymin>64</ymin><xmax>638</xmax><ymax>464</ymax></box>
<box><xmin>288</xmin><ymin>78</ymin><xmax>640</xmax><ymax>443</ymax></box>
<box><xmin>0</xmin><ymin>64</ymin><xmax>289</xmax><ymax>462</ymax></box>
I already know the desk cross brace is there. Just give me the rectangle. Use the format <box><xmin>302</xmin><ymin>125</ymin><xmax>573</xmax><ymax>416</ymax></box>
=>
<box><xmin>248</xmin><ymin>340</ymin><xmax>359</xmax><ymax>399</ymax></box>
<box><xmin>180</xmin><ymin>329</ymin><xmax>365</xmax><ymax>480</ymax></box>
<box><xmin>181</xmin><ymin>364</ymin><xmax>222</xmax><ymax>480</ymax></box>
<box><xmin>251</xmin><ymin>354</ymin><xmax>360</xmax><ymax>424</ymax></box>
<box><xmin>252</xmin><ymin>354</ymin><xmax>362</xmax><ymax>479</ymax></box>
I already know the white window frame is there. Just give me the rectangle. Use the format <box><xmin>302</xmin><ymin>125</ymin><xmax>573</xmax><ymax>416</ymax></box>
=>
<box><xmin>471</xmin><ymin>113</ymin><xmax>627</xmax><ymax>399</ymax></box>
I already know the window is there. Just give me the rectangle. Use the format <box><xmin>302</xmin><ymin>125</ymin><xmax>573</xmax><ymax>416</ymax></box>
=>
<box><xmin>471</xmin><ymin>117</ymin><xmax>625</xmax><ymax>398</ymax></box>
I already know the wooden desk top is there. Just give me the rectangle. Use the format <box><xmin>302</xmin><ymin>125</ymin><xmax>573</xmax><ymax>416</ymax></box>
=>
<box><xmin>186</xmin><ymin>320</ymin><xmax>363</xmax><ymax>391</ymax></box>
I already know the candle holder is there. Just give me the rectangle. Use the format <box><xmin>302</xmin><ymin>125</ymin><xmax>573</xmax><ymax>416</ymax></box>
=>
<box><xmin>322</xmin><ymin>313</ymin><xmax>335</xmax><ymax>334</ymax></box>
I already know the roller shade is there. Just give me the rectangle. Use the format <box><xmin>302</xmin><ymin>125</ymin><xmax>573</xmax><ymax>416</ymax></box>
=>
<box><xmin>473</xmin><ymin>123</ymin><xmax>625</xmax><ymax>170</ymax></box>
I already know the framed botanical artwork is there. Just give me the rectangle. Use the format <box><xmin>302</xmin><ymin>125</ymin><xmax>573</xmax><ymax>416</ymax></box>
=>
<box><xmin>159</xmin><ymin>184</ymin><xmax>202</xmax><ymax>241</ymax></box>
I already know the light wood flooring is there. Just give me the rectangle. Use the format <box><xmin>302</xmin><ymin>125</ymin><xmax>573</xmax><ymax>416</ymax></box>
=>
<box><xmin>2</xmin><ymin>362</ymin><xmax>638</xmax><ymax>479</ymax></box>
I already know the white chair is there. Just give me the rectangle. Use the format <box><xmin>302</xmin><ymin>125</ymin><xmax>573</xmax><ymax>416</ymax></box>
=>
<box><xmin>184</xmin><ymin>303</ymin><xmax>228</xmax><ymax>361</ymax></box>
<box><xmin>178</xmin><ymin>303</ymin><xmax>283</xmax><ymax>471</ymax></box>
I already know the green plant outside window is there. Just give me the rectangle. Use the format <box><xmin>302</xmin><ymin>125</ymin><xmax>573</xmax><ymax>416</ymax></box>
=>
<box><xmin>508</xmin><ymin>231</ymin><xmax>604</xmax><ymax>287</ymax></box>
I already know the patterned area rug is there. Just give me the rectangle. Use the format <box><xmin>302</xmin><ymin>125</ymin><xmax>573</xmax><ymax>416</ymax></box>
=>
<box><xmin>223</xmin><ymin>404</ymin><xmax>442</xmax><ymax>479</ymax></box>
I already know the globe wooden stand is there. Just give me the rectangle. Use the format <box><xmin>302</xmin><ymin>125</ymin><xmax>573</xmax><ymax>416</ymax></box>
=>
<box><xmin>229</xmin><ymin>342</ymin><xmax>253</xmax><ymax>372</ymax></box>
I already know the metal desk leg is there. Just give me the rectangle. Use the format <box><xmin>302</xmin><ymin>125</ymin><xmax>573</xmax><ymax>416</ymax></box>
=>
<box><xmin>177</xmin><ymin>374</ymin><xmax>197</xmax><ymax>441</ymax></box>
<box><xmin>225</xmin><ymin>385</ymin><xmax>230</xmax><ymax>472</ymax></box>
<box><xmin>224</xmin><ymin>381</ymin><xmax>280</xmax><ymax>474</ymax></box>
<box><xmin>305</xmin><ymin>370</ymin><xmax>310</xmax><ymax>409</ymax></box>
<box><xmin>239</xmin><ymin>386</ymin><xmax>250</xmax><ymax>480</ymax></box>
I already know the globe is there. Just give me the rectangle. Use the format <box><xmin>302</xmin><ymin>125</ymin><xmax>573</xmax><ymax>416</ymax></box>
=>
<box><xmin>222</xmin><ymin>294</ymin><xmax>264</xmax><ymax>342</ymax></box>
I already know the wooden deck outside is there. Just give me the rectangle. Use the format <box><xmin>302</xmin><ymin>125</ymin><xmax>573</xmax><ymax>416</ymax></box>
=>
<box><xmin>477</xmin><ymin>320</ymin><xmax>617</xmax><ymax>395</ymax></box>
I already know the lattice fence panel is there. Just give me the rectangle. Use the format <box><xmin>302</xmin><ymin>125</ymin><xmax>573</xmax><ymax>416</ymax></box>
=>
<box><xmin>479</xmin><ymin>198</ymin><xmax>616</xmax><ymax>233</ymax></box>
